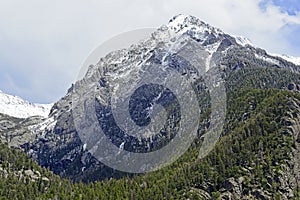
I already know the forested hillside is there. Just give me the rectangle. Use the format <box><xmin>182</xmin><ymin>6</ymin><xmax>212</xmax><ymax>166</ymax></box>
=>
<box><xmin>1</xmin><ymin>87</ymin><xmax>299</xmax><ymax>199</ymax></box>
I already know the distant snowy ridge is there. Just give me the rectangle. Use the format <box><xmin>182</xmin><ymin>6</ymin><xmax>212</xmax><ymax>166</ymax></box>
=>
<box><xmin>0</xmin><ymin>90</ymin><xmax>53</xmax><ymax>118</ymax></box>
<box><xmin>270</xmin><ymin>53</ymin><xmax>300</xmax><ymax>66</ymax></box>
<box><xmin>236</xmin><ymin>39</ymin><xmax>300</xmax><ymax>66</ymax></box>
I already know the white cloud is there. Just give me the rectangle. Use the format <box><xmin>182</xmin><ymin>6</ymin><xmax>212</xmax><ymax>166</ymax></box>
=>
<box><xmin>0</xmin><ymin>0</ymin><xmax>299</xmax><ymax>103</ymax></box>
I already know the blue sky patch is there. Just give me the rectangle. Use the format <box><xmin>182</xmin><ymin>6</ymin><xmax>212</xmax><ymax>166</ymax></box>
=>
<box><xmin>260</xmin><ymin>0</ymin><xmax>300</xmax><ymax>15</ymax></box>
<box><xmin>280</xmin><ymin>23</ymin><xmax>300</xmax><ymax>56</ymax></box>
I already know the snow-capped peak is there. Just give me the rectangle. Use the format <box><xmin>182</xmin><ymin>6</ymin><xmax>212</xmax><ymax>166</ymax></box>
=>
<box><xmin>168</xmin><ymin>15</ymin><xmax>254</xmax><ymax>48</ymax></box>
<box><xmin>0</xmin><ymin>90</ymin><xmax>53</xmax><ymax>118</ymax></box>
<box><xmin>167</xmin><ymin>14</ymin><xmax>224</xmax><ymax>35</ymax></box>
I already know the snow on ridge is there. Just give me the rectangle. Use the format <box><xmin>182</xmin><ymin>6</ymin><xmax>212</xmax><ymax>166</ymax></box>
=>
<box><xmin>270</xmin><ymin>53</ymin><xmax>300</xmax><ymax>66</ymax></box>
<box><xmin>168</xmin><ymin>15</ymin><xmax>255</xmax><ymax>48</ymax></box>
<box><xmin>255</xmin><ymin>54</ymin><xmax>280</xmax><ymax>65</ymax></box>
<box><xmin>234</xmin><ymin>36</ymin><xmax>254</xmax><ymax>47</ymax></box>
<box><xmin>0</xmin><ymin>90</ymin><xmax>53</xmax><ymax>118</ymax></box>
<box><xmin>167</xmin><ymin>14</ymin><xmax>224</xmax><ymax>35</ymax></box>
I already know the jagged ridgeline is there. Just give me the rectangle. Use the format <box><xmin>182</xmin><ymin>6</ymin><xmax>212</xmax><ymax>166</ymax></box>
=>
<box><xmin>0</xmin><ymin>15</ymin><xmax>300</xmax><ymax>199</ymax></box>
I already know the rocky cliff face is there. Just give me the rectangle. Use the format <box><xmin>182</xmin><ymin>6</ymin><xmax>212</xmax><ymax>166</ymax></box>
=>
<box><xmin>0</xmin><ymin>14</ymin><xmax>300</xmax><ymax>198</ymax></box>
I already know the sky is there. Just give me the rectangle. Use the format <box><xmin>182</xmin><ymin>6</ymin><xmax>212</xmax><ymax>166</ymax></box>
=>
<box><xmin>0</xmin><ymin>0</ymin><xmax>300</xmax><ymax>103</ymax></box>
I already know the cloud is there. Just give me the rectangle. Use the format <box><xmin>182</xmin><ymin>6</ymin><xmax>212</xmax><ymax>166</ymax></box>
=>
<box><xmin>0</xmin><ymin>0</ymin><xmax>299</xmax><ymax>103</ymax></box>
<box><xmin>270</xmin><ymin>0</ymin><xmax>300</xmax><ymax>15</ymax></box>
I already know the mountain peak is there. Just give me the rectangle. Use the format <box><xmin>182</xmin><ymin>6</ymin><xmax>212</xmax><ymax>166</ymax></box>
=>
<box><xmin>167</xmin><ymin>14</ymin><xmax>224</xmax><ymax>35</ymax></box>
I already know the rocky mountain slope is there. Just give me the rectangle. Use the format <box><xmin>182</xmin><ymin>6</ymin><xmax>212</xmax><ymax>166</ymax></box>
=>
<box><xmin>0</xmin><ymin>14</ymin><xmax>300</xmax><ymax>199</ymax></box>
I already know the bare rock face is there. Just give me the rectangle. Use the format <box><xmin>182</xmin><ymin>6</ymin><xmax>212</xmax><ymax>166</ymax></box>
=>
<box><xmin>222</xmin><ymin>177</ymin><xmax>242</xmax><ymax>198</ymax></box>
<box><xmin>0</xmin><ymin>164</ymin><xmax>49</xmax><ymax>184</ymax></box>
<box><xmin>0</xmin><ymin>114</ymin><xmax>47</xmax><ymax>147</ymax></box>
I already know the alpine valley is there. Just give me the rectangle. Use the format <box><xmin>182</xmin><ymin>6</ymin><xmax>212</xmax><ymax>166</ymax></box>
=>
<box><xmin>1</xmin><ymin>15</ymin><xmax>300</xmax><ymax>199</ymax></box>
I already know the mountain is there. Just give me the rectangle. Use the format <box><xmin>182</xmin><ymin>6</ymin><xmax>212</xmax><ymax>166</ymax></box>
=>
<box><xmin>0</xmin><ymin>90</ymin><xmax>53</xmax><ymax>147</ymax></box>
<box><xmin>0</xmin><ymin>90</ymin><xmax>52</xmax><ymax>119</ymax></box>
<box><xmin>1</xmin><ymin>14</ymin><xmax>300</xmax><ymax>199</ymax></box>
